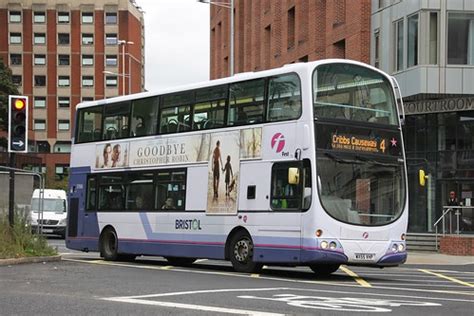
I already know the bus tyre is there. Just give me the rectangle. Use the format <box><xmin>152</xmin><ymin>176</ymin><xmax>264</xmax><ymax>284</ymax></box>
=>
<box><xmin>100</xmin><ymin>228</ymin><xmax>119</xmax><ymax>261</ymax></box>
<box><xmin>229</xmin><ymin>231</ymin><xmax>262</xmax><ymax>273</ymax></box>
<box><xmin>165</xmin><ymin>257</ymin><xmax>196</xmax><ymax>266</ymax></box>
<box><xmin>309</xmin><ymin>264</ymin><xmax>340</xmax><ymax>276</ymax></box>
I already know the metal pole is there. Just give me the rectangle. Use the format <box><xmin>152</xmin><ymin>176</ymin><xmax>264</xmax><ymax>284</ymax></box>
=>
<box><xmin>8</xmin><ymin>153</ymin><xmax>15</xmax><ymax>227</ymax></box>
<box><xmin>128</xmin><ymin>52</ymin><xmax>131</xmax><ymax>93</ymax></box>
<box><xmin>456</xmin><ymin>207</ymin><xmax>460</xmax><ymax>235</ymax></box>
<box><xmin>122</xmin><ymin>42</ymin><xmax>126</xmax><ymax>95</ymax></box>
<box><xmin>230</xmin><ymin>0</ymin><xmax>234</xmax><ymax>76</ymax></box>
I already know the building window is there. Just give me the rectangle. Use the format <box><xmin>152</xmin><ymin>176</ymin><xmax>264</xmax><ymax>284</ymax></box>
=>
<box><xmin>53</xmin><ymin>141</ymin><xmax>71</xmax><ymax>153</ymax></box>
<box><xmin>58</xmin><ymin>97</ymin><xmax>70</xmax><ymax>108</ymax></box>
<box><xmin>105</xmin><ymin>55</ymin><xmax>118</xmax><ymax>66</ymax></box>
<box><xmin>35</xmin><ymin>75</ymin><xmax>46</xmax><ymax>87</ymax></box>
<box><xmin>105</xmin><ymin>12</ymin><xmax>117</xmax><ymax>24</ymax></box>
<box><xmin>34</xmin><ymin>119</ymin><xmax>46</xmax><ymax>130</ymax></box>
<box><xmin>106</xmin><ymin>76</ymin><xmax>118</xmax><ymax>87</ymax></box>
<box><xmin>82</xmin><ymin>76</ymin><xmax>94</xmax><ymax>87</ymax></box>
<box><xmin>374</xmin><ymin>29</ymin><xmax>380</xmax><ymax>68</ymax></box>
<box><xmin>82</xmin><ymin>55</ymin><xmax>94</xmax><ymax>66</ymax></box>
<box><xmin>10</xmin><ymin>54</ymin><xmax>22</xmax><ymax>65</ymax></box>
<box><xmin>33</xmin><ymin>11</ymin><xmax>46</xmax><ymax>23</ymax></box>
<box><xmin>105</xmin><ymin>33</ymin><xmax>117</xmax><ymax>45</ymax></box>
<box><xmin>407</xmin><ymin>14</ymin><xmax>419</xmax><ymax>68</ymax></box>
<box><xmin>58</xmin><ymin>76</ymin><xmax>70</xmax><ymax>87</ymax></box>
<box><xmin>429</xmin><ymin>12</ymin><xmax>438</xmax><ymax>65</ymax></box>
<box><xmin>394</xmin><ymin>19</ymin><xmax>404</xmax><ymax>71</ymax></box>
<box><xmin>36</xmin><ymin>142</ymin><xmax>50</xmax><ymax>153</ymax></box>
<box><xmin>55</xmin><ymin>164</ymin><xmax>69</xmax><ymax>180</ymax></box>
<box><xmin>9</xmin><ymin>11</ymin><xmax>21</xmax><ymax>23</ymax></box>
<box><xmin>448</xmin><ymin>12</ymin><xmax>474</xmax><ymax>65</ymax></box>
<box><xmin>58</xmin><ymin>12</ymin><xmax>69</xmax><ymax>23</ymax></box>
<box><xmin>82</xmin><ymin>33</ymin><xmax>94</xmax><ymax>45</ymax></box>
<box><xmin>82</xmin><ymin>12</ymin><xmax>93</xmax><ymax>24</ymax></box>
<box><xmin>10</xmin><ymin>33</ymin><xmax>21</xmax><ymax>44</ymax></box>
<box><xmin>287</xmin><ymin>7</ymin><xmax>295</xmax><ymax>49</ymax></box>
<box><xmin>58</xmin><ymin>54</ymin><xmax>70</xmax><ymax>66</ymax></box>
<box><xmin>58</xmin><ymin>119</ymin><xmax>70</xmax><ymax>131</ymax></box>
<box><xmin>34</xmin><ymin>97</ymin><xmax>46</xmax><ymax>108</ymax></box>
<box><xmin>58</xmin><ymin>33</ymin><xmax>70</xmax><ymax>45</ymax></box>
<box><xmin>34</xmin><ymin>33</ymin><xmax>46</xmax><ymax>44</ymax></box>
<box><xmin>34</xmin><ymin>54</ymin><xmax>46</xmax><ymax>65</ymax></box>
<box><xmin>82</xmin><ymin>97</ymin><xmax>94</xmax><ymax>102</ymax></box>
<box><xmin>12</xmin><ymin>75</ymin><xmax>22</xmax><ymax>86</ymax></box>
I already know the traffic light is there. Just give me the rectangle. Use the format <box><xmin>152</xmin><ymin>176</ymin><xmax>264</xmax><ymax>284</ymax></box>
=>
<box><xmin>8</xmin><ymin>95</ymin><xmax>28</xmax><ymax>153</ymax></box>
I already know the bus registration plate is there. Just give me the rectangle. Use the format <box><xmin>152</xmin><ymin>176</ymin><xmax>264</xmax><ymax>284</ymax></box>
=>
<box><xmin>355</xmin><ymin>253</ymin><xmax>375</xmax><ymax>261</ymax></box>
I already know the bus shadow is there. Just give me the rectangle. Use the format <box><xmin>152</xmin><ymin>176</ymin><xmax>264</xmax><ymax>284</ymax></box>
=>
<box><xmin>132</xmin><ymin>257</ymin><xmax>354</xmax><ymax>282</ymax></box>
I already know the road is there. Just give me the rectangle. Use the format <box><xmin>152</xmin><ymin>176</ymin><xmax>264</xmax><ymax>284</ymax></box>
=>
<box><xmin>0</xmin><ymin>237</ymin><xmax>472</xmax><ymax>315</ymax></box>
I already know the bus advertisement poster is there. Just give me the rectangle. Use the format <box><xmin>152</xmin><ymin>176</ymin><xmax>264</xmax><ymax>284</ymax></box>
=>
<box><xmin>207</xmin><ymin>131</ymin><xmax>241</xmax><ymax>214</ymax></box>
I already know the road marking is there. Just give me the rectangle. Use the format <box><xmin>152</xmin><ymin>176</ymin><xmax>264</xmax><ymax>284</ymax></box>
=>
<box><xmin>161</xmin><ymin>266</ymin><xmax>173</xmax><ymax>270</ymax></box>
<box><xmin>107</xmin><ymin>297</ymin><xmax>284</xmax><ymax>315</ymax></box>
<box><xmin>251</xmin><ymin>274</ymin><xmax>260</xmax><ymax>278</ymax></box>
<box><xmin>419</xmin><ymin>269</ymin><xmax>474</xmax><ymax>288</ymax></box>
<box><xmin>340</xmin><ymin>266</ymin><xmax>372</xmax><ymax>287</ymax></box>
<box><xmin>104</xmin><ymin>288</ymin><xmax>286</xmax><ymax>315</ymax></box>
<box><xmin>64</xmin><ymin>258</ymin><xmax>474</xmax><ymax>297</ymax></box>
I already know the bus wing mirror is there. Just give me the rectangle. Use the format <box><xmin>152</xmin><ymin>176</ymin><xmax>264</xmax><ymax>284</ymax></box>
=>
<box><xmin>288</xmin><ymin>167</ymin><xmax>300</xmax><ymax>185</ymax></box>
<box><xmin>419</xmin><ymin>169</ymin><xmax>427</xmax><ymax>187</ymax></box>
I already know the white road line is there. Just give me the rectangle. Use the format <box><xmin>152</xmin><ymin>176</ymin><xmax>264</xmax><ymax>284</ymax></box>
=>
<box><xmin>65</xmin><ymin>258</ymin><xmax>474</xmax><ymax>297</ymax></box>
<box><xmin>104</xmin><ymin>297</ymin><xmax>284</xmax><ymax>315</ymax></box>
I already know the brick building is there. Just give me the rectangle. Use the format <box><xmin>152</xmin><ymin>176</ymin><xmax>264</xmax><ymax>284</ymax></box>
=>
<box><xmin>209</xmin><ymin>0</ymin><xmax>371</xmax><ymax>79</ymax></box>
<box><xmin>0</xmin><ymin>0</ymin><xmax>144</xmax><ymax>184</ymax></box>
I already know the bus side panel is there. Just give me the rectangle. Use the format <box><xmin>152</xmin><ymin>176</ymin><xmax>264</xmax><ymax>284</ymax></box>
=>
<box><xmin>118</xmin><ymin>239</ymin><xmax>226</xmax><ymax>259</ymax></box>
<box><xmin>66</xmin><ymin>167</ymin><xmax>100</xmax><ymax>252</ymax></box>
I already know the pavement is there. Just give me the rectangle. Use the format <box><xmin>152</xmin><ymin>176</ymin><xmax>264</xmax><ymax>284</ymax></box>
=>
<box><xmin>405</xmin><ymin>251</ymin><xmax>474</xmax><ymax>265</ymax></box>
<box><xmin>0</xmin><ymin>252</ymin><xmax>472</xmax><ymax>266</ymax></box>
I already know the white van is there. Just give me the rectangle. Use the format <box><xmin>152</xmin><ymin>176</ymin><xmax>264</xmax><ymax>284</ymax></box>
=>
<box><xmin>30</xmin><ymin>189</ymin><xmax>68</xmax><ymax>238</ymax></box>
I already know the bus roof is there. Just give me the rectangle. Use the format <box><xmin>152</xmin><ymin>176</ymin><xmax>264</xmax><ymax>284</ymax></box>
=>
<box><xmin>75</xmin><ymin>59</ymin><xmax>381</xmax><ymax>110</ymax></box>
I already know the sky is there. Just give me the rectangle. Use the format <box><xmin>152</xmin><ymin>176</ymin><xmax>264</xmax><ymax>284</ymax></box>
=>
<box><xmin>136</xmin><ymin>0</ymin><xmax>210</xmax><ymax>91</ymax></box>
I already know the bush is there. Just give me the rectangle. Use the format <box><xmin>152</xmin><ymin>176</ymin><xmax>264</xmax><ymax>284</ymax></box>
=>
<box><xmin>0</xmin><ymin>211</ymin><xmax>57</xmax><ymax>259</ymax></box>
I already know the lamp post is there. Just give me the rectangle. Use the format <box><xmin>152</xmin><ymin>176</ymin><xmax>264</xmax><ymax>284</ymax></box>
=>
<box><xmin>117</xmin><ymin>39</ymin><xmax>134</xmax><ymax>94</ymax></box>
<box><xmin>198</xmin><ymin>0</ymin><xmax>234</xmax><ymax>76</ymax></box>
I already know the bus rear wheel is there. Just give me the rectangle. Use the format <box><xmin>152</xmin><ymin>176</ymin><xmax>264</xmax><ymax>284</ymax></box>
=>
<box><xmin>100</xmin><ymin>228</ymin><xmax>119</xmax><ymax>261</ymax></box>
<box><xmin>309</xmin><ymin>264</ymin><xmax>340</xmax><ymax>276</ymax></box>
<box><xmin>229</xmin><ymin>231</ymin><xmax>262</xmax><ymax>273</ymax></box>
<box><xmin>165</xmin><ymin>257</ymin><xmax>196</xmax><ymax>266</ymax></box>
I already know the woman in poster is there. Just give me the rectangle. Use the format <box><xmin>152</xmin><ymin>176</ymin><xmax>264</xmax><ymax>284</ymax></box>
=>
<box><xmin>112</xmin><ymin>144</ymin><xmax>122</xmax><ymax>167</ymax></box>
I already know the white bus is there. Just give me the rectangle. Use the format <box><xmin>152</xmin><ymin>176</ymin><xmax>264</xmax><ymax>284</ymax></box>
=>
<box><xmin>67</xmin><ymin>59</ymin><xmax>408</xmax><ymax>275</ymax></box>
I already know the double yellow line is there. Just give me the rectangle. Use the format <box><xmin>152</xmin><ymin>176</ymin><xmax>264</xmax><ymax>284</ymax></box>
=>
<box><xmin>419</xmin><ymin>269</ymin><xmax>474</xmax><ymax>288</ymax></box>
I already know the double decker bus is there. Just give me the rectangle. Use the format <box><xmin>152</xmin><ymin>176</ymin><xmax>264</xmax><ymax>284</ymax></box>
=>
<box><xmin>67</xmin><ymin>59</ymin><xmax>407</xmax><ymax>275</ymax></box>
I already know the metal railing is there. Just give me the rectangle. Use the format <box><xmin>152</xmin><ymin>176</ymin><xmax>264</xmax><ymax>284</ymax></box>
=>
<box><xmin>433</xmin><ymin>205</ymin><xmax>467</xmax><ymax>250</ymax></box>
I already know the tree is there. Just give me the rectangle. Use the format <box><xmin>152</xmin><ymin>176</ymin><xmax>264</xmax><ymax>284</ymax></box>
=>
<box><xmin>0</xmin><ymin>59</ymin><xmax>20</xmax><ymax>150</ymax></box>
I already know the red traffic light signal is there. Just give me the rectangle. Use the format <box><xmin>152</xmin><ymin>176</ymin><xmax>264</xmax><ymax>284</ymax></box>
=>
<box><xmin>8</xmin><ymin>95</ymin><xmax>29</xmax><ymax>153</ymax></box>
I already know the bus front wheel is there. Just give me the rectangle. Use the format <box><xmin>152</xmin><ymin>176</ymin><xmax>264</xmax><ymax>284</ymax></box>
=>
<box><xmin>309</xmin><ymin>264</ymin><xmax>340</xmax><ymax>276</ymax></box>
<box><xmin>229</xmin><ymin>231</ymin><xmax>262</xmax><ymax>273</ymax></box>
<box><xmin>100</xmin><ymin>228</ymin><xmax>119</xmax><ymax>261</ymax></box>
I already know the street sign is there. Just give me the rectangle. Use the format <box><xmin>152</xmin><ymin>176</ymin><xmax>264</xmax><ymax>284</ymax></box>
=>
<box><xmin>8</xmin><ymin>95</ymin><xmax>28</xmax><ymax>153</ymax></box>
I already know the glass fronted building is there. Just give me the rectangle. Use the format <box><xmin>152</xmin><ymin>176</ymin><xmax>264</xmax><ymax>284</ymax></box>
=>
<box><xmin>371</xmin><ymin>0</ymin><xmax>474</xmax><ymax>233</ymax></box>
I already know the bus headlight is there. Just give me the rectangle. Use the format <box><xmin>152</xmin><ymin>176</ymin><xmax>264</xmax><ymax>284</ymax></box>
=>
<box><xmin>320</xmin><ymin>241</ymin><xmax>329</xmax><ymax>249</ymax></box>
<box><xmin>329</xmin><ymin>241</ymin><xmax>337</xmax><ymax>250</ymax></box>
<box><xmin>391</xmin><ymin>243</ymin><xmax>398</xmax><ymax>252</ymax></box>
<box><xmin>398</xmin><ymin>243</ymin><xmax>405</xmax><ymax>252</ymax></box>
